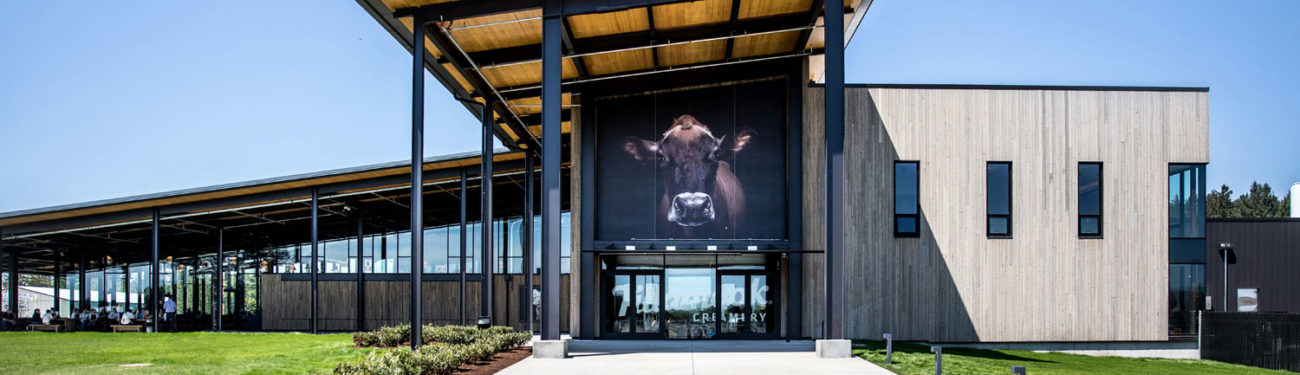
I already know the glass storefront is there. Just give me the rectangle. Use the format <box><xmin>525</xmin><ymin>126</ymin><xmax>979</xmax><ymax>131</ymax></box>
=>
<box><xmin>602</xmin><ymin>254</ymin><xmax>779</xmax><ymax>339</ymax></box>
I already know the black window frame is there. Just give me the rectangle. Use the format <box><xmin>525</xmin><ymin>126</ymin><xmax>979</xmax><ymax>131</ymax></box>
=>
<box><xmin>1078</xmin><ymin>162</ymin><xmax>1104</xmax><ymax>238</ymax></box>
<box><xmin>986</xmin><ymin>161</ymin><xmax>1013</xmax><ymax>239</ymax></box>
<box><xmin>893</xmin><ymin>160</ymin><xmax>920</xmax><ymax>238</ymax></box>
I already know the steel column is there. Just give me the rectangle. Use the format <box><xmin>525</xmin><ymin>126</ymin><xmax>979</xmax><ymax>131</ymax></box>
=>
<box><xmin>357</xmin><ymin>212</ymin><xmax>365</xmax><ymax>331</ymax></box>
<box><xmin>459</xmin><ymin>168</ymin><xmax>468</xmax><ymax>325</ymax></box>
<box><xmin>150</xmin><ymin>208</ymin><xmax>160</xmax><ymax>333</ymax></box>
<box><xmin>78</xmin><ymin>256</ymin><xmax>87</xmax><ymax>311</ymax></box>
<box><xmin>5</xmin><ymin>233</ymin><xmax>17</xmax><ymax>316</ymax></box>
<box><xmin>53</xmin><ymin>254</ymin><xmax>61</xmax><ymax>314</ymax></box>
<box><xmin>823</xmin><ymin>0</ymin><xmax>846</xmax><ymax>340</ymax></box>
<box><xmin>481</xmin><ymin>100</ymin><xmax>495</xmax><ymax>325</ymax></box>
<box><xmin>310</xmin><ymin>187</ymin><xmax>319</xmax><ymax>334</ymax></box>
<box><xmin>216</xmin><ymin>229</ymin><xmax>224</xmax><ymax>331</ymax></box>
<box><xmin>523</xmin><ymin>151</ymin><xmax>535</xmax><ymax>333</ymax></box>
<box><xmin>409</xmin><ymin>12</ymin><xmax>427</xmax><ymax>349</ymax></box>
<box><xmin>540</xmin><ymin>0</ymin><xmax>563</xmax><ymax>342</ymax></box>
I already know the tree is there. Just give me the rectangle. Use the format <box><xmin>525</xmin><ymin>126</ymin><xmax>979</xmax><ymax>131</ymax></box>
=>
<box><xmin>1206</xmin><ymin>182</ymin><xmax>1291</xmax><ymax>219</ymax></box>
<box><xmin>1207</xmin><ymin>185</ymin><xmax>1237</xmax><ymax>218</ymax></box>
<box><xmin>1236</xmin><ymin>182</ymin><xmax>1283</xmax><ymax>218</ymax></box>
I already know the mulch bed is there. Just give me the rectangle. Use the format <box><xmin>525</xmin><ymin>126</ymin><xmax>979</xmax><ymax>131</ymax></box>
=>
<box><xmin>458</xmin><ymin>346</ymin><xmax>531</xmax><ymax>375</ymax></box>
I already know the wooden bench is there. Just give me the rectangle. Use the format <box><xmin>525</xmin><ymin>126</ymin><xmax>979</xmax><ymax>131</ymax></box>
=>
<box><xmin>31</xmin><ymin>324</ymin><xmax>63</xmax><ymax>332</ymax></box>
<box><xmin>111</xmin><ymin>325</ymin><xmax>144</xmax><ymax>333</ymax></box>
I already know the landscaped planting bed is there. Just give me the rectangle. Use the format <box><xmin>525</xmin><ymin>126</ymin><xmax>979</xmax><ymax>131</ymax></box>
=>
<box><xmin>333</xmin><ymin>325</ymin><xmax>532</xmax><ymax>375</ymax></box>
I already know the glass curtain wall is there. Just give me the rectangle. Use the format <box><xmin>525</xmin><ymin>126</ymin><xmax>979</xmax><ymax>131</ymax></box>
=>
<box><xmin>267</xmin><ymin>212</ymin><xmax>573</xmax><ymax>276</ymax></box>
<box><xmin>1168</xmin><ymin>164</ymin><xmax>1207</xmax><ymax>336</ymax></box>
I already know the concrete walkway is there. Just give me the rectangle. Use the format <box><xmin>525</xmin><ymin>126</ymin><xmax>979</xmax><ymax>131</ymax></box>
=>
<box><xmin>498</xmin><ymin>339</ymin><xmax>895</xmax><ymax>375</ymax></box>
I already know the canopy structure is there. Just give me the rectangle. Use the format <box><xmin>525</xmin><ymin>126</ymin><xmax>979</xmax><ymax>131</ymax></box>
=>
<box><xmin>356</xmin><ymin>0</ymin><xmax>871</xmax><ymax>150</ymax></box>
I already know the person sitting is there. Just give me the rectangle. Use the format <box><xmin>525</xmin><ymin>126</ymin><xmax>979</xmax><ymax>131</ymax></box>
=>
<box><xmin>107</xmin><ymin>308</ymin><xmax>120</xmax><ymax>320</ymax></box>
<box><xmin>119</xmin><ymin>310</ymin><xmax>135</xmax><ymax>325</ymax></box>
<box><xmin>41</xmin><ymin>309</ymin><xmax>53</xmax><ymax>325</ymax></box>
<box><xmin>1</xmin><ymin>310</ymin><xmax>15</xmax><ymax>331</ymax></box>
<box><xmin>31</xmin><ymin>309</ymin><xmax>42</xmax><ymax>320</ymax></box>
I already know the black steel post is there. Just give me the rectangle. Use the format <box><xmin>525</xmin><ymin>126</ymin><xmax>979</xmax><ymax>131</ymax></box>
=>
<box><xmin>216</xmin><ymin>228</ymin><xmax>224</xmax><ymax>331</ymax></box>
<box><xmin>357</xmin><ymin>212</ymin><xmax>365</xmax><ymax>331</ymax></box>
<box><xmin>823</xmin><ymin>0</ymin><xmax>846</xmax><ymax>341</ymax></box>
<box><xmin>6</xmin><ymin>234</ymin><xmax>17</xmax><ymax>317</ymax></box>
<box><xmin>480</xmin><ymin>100</ymin><xmax>495</xmax><ymax>325</ymax></box>
<box><xmin>523</xmin><ymin>151</ymin><xmax>535</xmax><ymax>333</ymax></box>
<box><xmin>310</xmin><ymin>187</ymin><xmax>319</xmax><ymax>334</ymax></box>
<box><xmin>78</xmin><ymin>256</ymin><xmax>87</xmax><ymax>311</ymax></box>
<box><xmin>459</xmin><ymin>168</ymin><xmax>468</xmax><ymax>325</ymax></box>
<box><xmin>151</xmin><ymin>208</ymin><xmax>160</xmax><ymax>333</ymax></box>
<box><xmin>53</xmin><ymin>254</ymin><xmax>61</xmax><ymax>314</ymax></box>
<box><xmin>540</xmin><ymin>0</ymin><xmax>563</xmax><ymax>342</ymax></box>
<box><xmin>409</xmin><ymin>12</ymin><xmax>427</xmax><ymax>349</ymax></box>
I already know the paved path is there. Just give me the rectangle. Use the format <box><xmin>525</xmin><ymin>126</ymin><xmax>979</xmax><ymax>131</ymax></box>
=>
<box><xmin>498</xmin><ymin>339</ymin><xmax>895</xmax><ymax>375</ymax></box>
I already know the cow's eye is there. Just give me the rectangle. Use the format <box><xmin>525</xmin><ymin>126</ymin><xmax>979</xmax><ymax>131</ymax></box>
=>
<box><xmin>656</xmin><ymin>153</ymin><xmax>668</xmax><ymax>163</ymax></box>
<box><xmin>711</xmin><ymin>148</ymin><xmax>722</xmax><ymax>160</ymax></box>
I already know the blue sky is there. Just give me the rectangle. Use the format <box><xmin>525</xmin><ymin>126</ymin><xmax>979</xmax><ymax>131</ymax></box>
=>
<box><xmin>1</xmin><ymin>1</ymin><xmax>1296</xmax><ymax>213</ymax></box>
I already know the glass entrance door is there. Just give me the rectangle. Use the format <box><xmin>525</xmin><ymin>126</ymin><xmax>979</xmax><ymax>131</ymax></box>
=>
<box><xmin>604</xmin><ymin>271</ymin><xmax>662</xmax><ymax>338</ymax></box>
<box><xmin>716</xmin><ymin>271</ymin><xmax>774</xmax><ymax>338</ymax></box>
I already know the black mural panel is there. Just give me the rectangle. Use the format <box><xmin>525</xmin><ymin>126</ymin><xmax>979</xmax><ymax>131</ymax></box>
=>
<box><xmin>595</xmin><ymin>80</ymin><xmax>788</xmax><ymax>241</ymax></box>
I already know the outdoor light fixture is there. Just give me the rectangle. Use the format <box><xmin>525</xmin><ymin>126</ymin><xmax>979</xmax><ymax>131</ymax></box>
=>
<box><xmin>1218</xmin><ymin>242</ymin><xmax>1234</xmax><ymax>311</ymax></box>
<box><xmin>476</xmin><ymin>316</ymin><xmax>491</xmax><ymax>329</ymax></box>
<box><xmin>166</xmin><ymin>256</ymin><xmax>173</xmax><ymax>264</ymax></box>
<box><xmin>105</xmin><ymin>255</ymin><xmax>113</xmax><ymax>264</ymax></box>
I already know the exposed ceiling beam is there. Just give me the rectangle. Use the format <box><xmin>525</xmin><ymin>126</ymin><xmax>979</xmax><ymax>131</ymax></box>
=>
<box><xmin>470</xmin><ymin>13</ymin><xmax>810</xmax><ymax>69</ymax></box>
<box><xmin>393</xmin><ymin>0</ymin><xmax>696</xmax><ymax>23</ymax></box>
<box><xmin>498</xmin><ymin>50</ymin><xmax>818</xmax><ymax>99</ymax></box>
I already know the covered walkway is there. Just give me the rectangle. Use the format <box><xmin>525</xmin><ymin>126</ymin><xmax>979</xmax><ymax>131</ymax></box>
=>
<box><xmin>501</xmin><ymin>339</ymin><xmax>894</xmax><ymax>375</ymax></box>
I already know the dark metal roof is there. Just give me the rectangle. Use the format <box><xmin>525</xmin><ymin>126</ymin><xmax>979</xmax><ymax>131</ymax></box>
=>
<box><xmin>0</xmin><ymin>148</ymin><xmax>512</xmax><ymax>223</ymax></box>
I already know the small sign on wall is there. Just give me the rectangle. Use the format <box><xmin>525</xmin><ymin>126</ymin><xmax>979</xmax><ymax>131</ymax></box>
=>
<box><xmin>1237</xmin><ymin>288</ymin><xmax>1258</xmax><ymax>312</ymax></box>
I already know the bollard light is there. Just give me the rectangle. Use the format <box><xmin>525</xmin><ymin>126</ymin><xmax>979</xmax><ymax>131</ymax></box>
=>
<box><xmin>476</xmin><ymin>316</ymin><xmax>491</xmax><ymax>329</ymax></box>
<box><xmin>932</xmin><ymin>346</ymin><xmax>942</xmax><ymax>375</ymax></box>
<box><xmin>1011</xmin><ymin>366</ymin><xmax>1027</xmax><ymax>375</ymax></box>
<box><xmin>883</xmin><ymin>333</ymin><xmax>894</xmax><ymax>364</ymax></box>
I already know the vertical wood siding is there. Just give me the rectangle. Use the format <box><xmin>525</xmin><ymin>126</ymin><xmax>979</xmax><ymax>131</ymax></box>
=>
<box><xmin>802</xmin><ymin>86</ymin><xmax>1209</xmax><ymax>342</ymax></box>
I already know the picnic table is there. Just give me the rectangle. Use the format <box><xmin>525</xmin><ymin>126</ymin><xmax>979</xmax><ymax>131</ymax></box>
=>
<box><xmin>31</xmin><ymin>324</ymin><xmax>64</xmax><ymax>332</ymax></box>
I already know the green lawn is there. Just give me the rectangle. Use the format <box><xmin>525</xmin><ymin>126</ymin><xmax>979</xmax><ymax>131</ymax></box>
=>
<box><xmin>854</xmin><ymin>340</ymin><xmax>1295</xmax><ymax>375</ymax></box>
<box><xmin>0</xmin><ymin>331</ymin><xmax>375</xmax><ymax>375</ymax></box>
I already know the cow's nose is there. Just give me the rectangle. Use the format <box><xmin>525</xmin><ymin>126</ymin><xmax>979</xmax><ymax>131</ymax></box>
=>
<box><xmin>670</xmin><ymin>192</ymin><xmax>714</xmax><ymax>226</ymax></box>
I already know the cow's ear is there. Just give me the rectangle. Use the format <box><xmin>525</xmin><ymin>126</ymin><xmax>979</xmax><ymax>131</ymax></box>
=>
<box><xmin>621</xmin><ymin>137</ymin><xmax>658</xmax><ymax>162</ymax></box>
<box><xmin>730</xmin><ymin>127</ymin><xmax>756</xmax><ymax>152</ymax></box>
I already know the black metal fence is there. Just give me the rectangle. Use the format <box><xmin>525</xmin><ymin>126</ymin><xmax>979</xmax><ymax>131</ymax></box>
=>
<box><xmin>1201</xmin><ymin>311</ymin><xmax>1300</xmax><ymax>371</ymax></box>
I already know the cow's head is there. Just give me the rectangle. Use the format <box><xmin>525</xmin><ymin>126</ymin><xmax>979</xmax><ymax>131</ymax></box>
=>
<box><xmin>623</xmin><ymin>114</ymin><xmax>754</xmax><ymax>227</ymax></box>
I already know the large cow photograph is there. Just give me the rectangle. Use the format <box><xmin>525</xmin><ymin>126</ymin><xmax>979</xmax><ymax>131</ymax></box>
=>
<box><xmin>595</xmin><ymin>80</ymin><xmax>787</xmax><ymax>241</ymax></box>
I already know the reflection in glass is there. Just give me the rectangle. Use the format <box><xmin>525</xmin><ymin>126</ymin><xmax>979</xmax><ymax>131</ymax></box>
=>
<box><xmin>666</xmin><ymin>268</ymin><xmax>715</xmax><ymax>339</ymax></box>
<box><xmin>720</xmin><ymin>275</ymin><xmax>745</xmax><ymax>333</ymax></box>
<box><xmin>635</xmin><ymin>275</ymin><xmax>661</xmax><ymax>333</ymax></box>
<box><xmin>608</xmin><ymin>275</ymin><xmax>630</xmax><ymax>333</ymax></box>
<box><xmin>750</xmin><ymin>275</ymin><xmax>770</xmax><ymax>334</ymax></box>
<box><xmin>1169</xmin><ymin>264</ymin><xmax>1205</xmax><ymax>335</ymax></box>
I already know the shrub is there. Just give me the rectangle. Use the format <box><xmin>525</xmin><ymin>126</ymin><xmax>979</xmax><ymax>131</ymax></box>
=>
<box><xmin>352</xmin><ymin>331</ymin><xmax>379</xmax><ymax>347</ymax></box>
<box><xmin>375</xmin><ymin>324</ymin><xmax>411</xmax><ymax>348</ymax></box>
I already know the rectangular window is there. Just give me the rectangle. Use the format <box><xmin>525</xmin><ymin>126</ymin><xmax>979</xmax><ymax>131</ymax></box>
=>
<box><xmin>986</xmin><ymin>162</ymin><xmax>1012</xmax><ymax>238</ymax></box>
<box><xmin>1078</xmin><ymin>162</ymin><xmax>1103</xmax><ymax>237</ymax></box>
<box><xmin>894</xmin><ymin>161</ymin><xmax>919</xmax><ymax>237</ymax></box>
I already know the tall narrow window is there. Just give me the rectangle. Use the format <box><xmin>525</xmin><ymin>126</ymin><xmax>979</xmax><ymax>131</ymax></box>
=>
<box><xmin>986</xmin><ymin>162</ymin><xmax>1012</xmax><ymax>238</ymax></box>
<box><xmin>894</xmin><ymin>161</ymin><xmax>919</xmax><ymax>237</ymax></box>
<box><xmin>1078</xmin><ymin>162</ymin><xmax>1103</xmax><ymax>237</ymax></box>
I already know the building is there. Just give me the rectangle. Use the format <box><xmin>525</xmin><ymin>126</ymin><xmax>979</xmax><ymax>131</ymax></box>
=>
<box><xmin>1</xmin><ymin>0</ymin><xmax>1209</xmax><ymax>352</ymax></box>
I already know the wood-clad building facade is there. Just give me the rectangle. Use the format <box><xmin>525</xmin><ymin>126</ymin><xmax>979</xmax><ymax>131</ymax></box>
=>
<box><xmin>798</xmin><ymin>84</ymin><xmax>1210</xmax><ymax>342</ymax></box>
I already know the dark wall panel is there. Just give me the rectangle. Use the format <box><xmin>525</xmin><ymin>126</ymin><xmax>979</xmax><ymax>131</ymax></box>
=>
<box><xmin>1207</xmin><ymin>219</ymin><xmax>1300</xmax><ymax>313</ymax></box>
